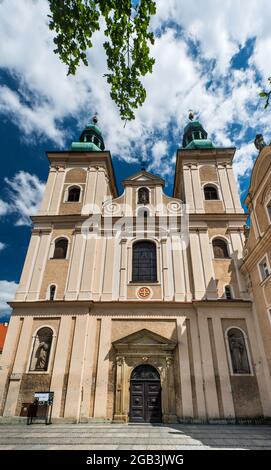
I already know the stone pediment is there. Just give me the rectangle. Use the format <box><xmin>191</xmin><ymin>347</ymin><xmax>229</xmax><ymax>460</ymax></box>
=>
<box><xmin>122</xmin><ymin>170</ymin><xmax>164</xmax><ymax>187</ymax></box>
<box><xmin>112</xmin><ymin>328</ymin><xmax>176</xmax><ymax>352</ymax></box>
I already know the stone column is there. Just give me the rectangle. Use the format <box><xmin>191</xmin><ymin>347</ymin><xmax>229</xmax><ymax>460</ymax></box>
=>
<box><xmin>171</xmin><ymin>236</ymin><xmax>186</xmax><ymax>301</ymax></box>
<box><xmin>125</xmin><ymin>187</ymin><xmax>133</xmax><ymax>215</ymax></box>
<box><xmin>161</xmin><ymin>238</ymin><xmax>172</xmax><ymax>300</ymax></box>
<box><xmin>176</xmin><ymin>318</ymin><xmax>194</xmax><ymax>418</ymax></box>
<box><xmin>189</xmin><ymin>314</ymin><xmax>206</xmax><ymax>418</ymax></box>
<box><xmin>164</xmin><ymin>357</ymin><xmax>177</xmax><ymax>423</ymax></box>
<box><xmin>64</xmin><ymin>314</ymin><xmax>89</xmax><ymax>421</ymax></box>
<box><xmin>229</xmin><ymin>230</ymin><xmax>249</xmax><ymax>299</ymax></box>
<box><xmin>65</xmin><ymin>231</ymin><xmax>86</xmax><ymax>301</ymax></box>
<box><xmin>189</xmin><ymin>230</ymin><xmax>206</xmax><ymax>299</ymax></box>
<box><xmin>82</xmin><ymin>167</ymin><xmax>97</xmax><ymax>214</ymax></box>
<box><xmin>93</xmin><ymin>317</ymin><xmax>111</xmax><ymax>419</ymax></box>
<box><xmin>48</xmin><ymin>166</ymin><xmax>66</xmax><ymax>215</ymax></box>
<box><xmin>217</xmin><ymin>164</ymin><xmax>234</xmax><ymax>212</ymax></box>
<box><xmin>191</xmin><ymin>164</ymin><xmax>204</xmax><ymax>213</ymax></box>
<box><xmin>198</xmin><ymin>229</ymin><xmax>217</xmax><ymax>299</ymax></box>
<box><xmin>15</xmin><ymin>232</ymin><xmax>40</xmax><ymax>301</ymax></box>
<box><xmin>0</xmin><ymin>316</ymin><xmax>22</xmax><ymax>414</ymax></box>
<box><xmin>183</xmin><ymin>165</ymin><xmax>195</xmax><ymax>213</ymax></box>
<box><xmin>197</xmin><ymin>311</ymin><xmax>220</xmax><ymax>418</ymax></box>
<box><xmin>102</xmin><ymin>238</ymin><xmax>115</xmax><ymax>300</ymax></box>
<box><xmin>226</xmin><ymin>164</ymin><xmax>243</xmax><ymax>213</ymax></box>
<box><xmin>50</xmin><ymin>316</ymin><xmax>73</xmax><ymax>419</ymax></box>
<box><xmin>26</xmin><ymin>230</ymin><xmax>51</xmax><ymax>301</ymax></box>
<box><xmin>38</xmin><ymin>166</ymin><xmax>57</xmax><ymax>215</ymax></box>
<box><xmin>80</xmin><ymin>317</ymin><xmax>97</xmax><ymax>421</ymax></box>
<box><xmin>78</xmin><ymin>236</ymin><xmax>97</xmax><ymax>300</ymax></box>
<box><xmin>113</xmin><ymin>356</ymin><xmax>126</xmax><ymax>422</ymax></box>
<box><xmin>92</xmin><ymin>237</ymin><xmax>106</xmax><ymax>301</ymax></box>
<box><xmin>212</xmin><ymin>317</ymin><xmax>235</xmax><ymax>418</ymax></box>
<box><xmin>3</xmin><ymin>316</ymin><xmax>33</xmax><ymax>417</ymax></box>
<box><xmin>94</xmin><ymin>167</ymin><xmax>108</xmax><ymax>209</ymax></box>
<box><xmin>119</xmin><ymin>239</ymin><xmax>127</xmax><ymax>300</ymax></box>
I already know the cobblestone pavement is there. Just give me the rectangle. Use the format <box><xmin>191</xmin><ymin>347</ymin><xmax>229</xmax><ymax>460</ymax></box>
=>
<box><xmin>0</xmin><ymin>423</ymin><xmax>271</xmax><ymax>450</ymax></box>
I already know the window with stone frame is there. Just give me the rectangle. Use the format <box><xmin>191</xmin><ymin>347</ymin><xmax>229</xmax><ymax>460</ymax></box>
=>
<box><xmin>49</xmin><ymin>285</ymin><xmax>56</xmax><ymax>301</ymax></box>
<box><xmin>132</xmin><ymin>241</ymin><xmax>157</xmax><ymax>282</ymax></box>
<box><xmin>67</xmin><ymin>186</ymin><xmax>80</xmax><ymax>202</ymax></box>
<box><xmin>212</xmin><ymin>238</ymin><xmax>230</xmax><ymax>258</ymax></box>
<box><xmin>29</xmin><ymin>327</ymin><xmax>53</xmax><ymax>372</ymax></box>
<box><xmin>52</xmin><ymin>238</ymin><xmax>68</xmax><ymax>259</ymax></box>
<box><xmin>224</xmin><ymin>285</ymin><xmax>233</xmax><ymax>299</ymax></box>
<box><xmin>204</xmin><ymin>184</ymin><xmax>219</xmax><ymax>200</ymax></box>
<box><xmin>259</xmin><ymin>256</ymin><xmax>270</xmax><ymax>281</ymax></box>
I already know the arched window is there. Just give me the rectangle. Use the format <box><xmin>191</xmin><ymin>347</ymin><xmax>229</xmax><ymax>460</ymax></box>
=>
<box><xmin>137</xmin><ymin>207</ymin><xmax>149</xmax><ymax>218</ymax></box>
<box><xmin>29</xmin><ymin>327</ymin><xmax>53</xmax><ymax>372</ymax></box>
<box><xmin>67</xmin><ymin>186</ymin><xmax>80</xmax><ymax>202</ymax></box>
<box><xmin>212</xmin><ymin>238</ymin><xmax>230</xmax><ymax>259</ymax></box>
<box><xmin>49</xmin><ymin>285</ymin><xmax>56</xmax><ymax>301</ymax></box>
<box><xmin>227</xmin><ymin>328</ymin><xmax>250</xmax><ymax>374</ymax></box>
<box><xmin>138</xmin><ymin>187</ymin><xmax>150</xmax><ymax>205</ymax></box>
<box><xmin>53</xmin><ymin>238</ymin><xmax>68</xmax><ymax>259</ymax></box>
<box><xmin>132</xmin><ymin>241</ymin><xmax>157</xmax><ymax>282</ymax></box>
<box><xmin>224</xmin><ymin>285</ymin><xmax>232</xmax><ymax>300</ymax></box>
<box><xmin>204</xmin><ymin>185</ymin><xmax>219</xmax><ymax>200</ymax></box>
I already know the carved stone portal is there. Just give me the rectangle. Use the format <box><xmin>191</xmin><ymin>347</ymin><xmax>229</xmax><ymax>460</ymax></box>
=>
<box><xmin>112</xmin><ymin>328</ymin><xmax>177</xmax><ymax>423</ymax></box>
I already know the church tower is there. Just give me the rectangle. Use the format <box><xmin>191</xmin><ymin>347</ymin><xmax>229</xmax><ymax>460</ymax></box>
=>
<box><xmin>1</xmin><ymin>115</ymin><xmax>271</xmax><ymax>424</ymax></box>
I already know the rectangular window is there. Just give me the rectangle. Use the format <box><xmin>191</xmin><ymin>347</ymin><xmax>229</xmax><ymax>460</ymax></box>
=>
<box><xmin>267</xmin><ymin>202</ymin><xmax>271</xmax><ymax>222</ymax></box>
<box><xmin>259</xmin><ymin>257</ymin><xmax>270</xmax><ymax>281</ymax></box>
<box><xmin>268</xmin><ymin>308</ymin><xmax>271</xmax><ymax>325</ymax></box>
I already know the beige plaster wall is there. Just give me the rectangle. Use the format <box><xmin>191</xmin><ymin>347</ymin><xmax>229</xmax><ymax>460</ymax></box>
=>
<box><xmin>111</xmin><ymin>319</ymin><xmax>177</xmax><ymax>343</ymax></box>
<box><xmin>199</xmin><ymin>165</ymin><xmax>219</xmax><ymax>182</ymax></box>
<box><xmin>204</xmin><ymin>201</ymin><xmax>224</xmax><ymax>213</ymax></box>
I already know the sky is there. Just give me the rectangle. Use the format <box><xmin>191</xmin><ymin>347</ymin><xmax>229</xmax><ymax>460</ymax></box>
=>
<box><xmin>0</xmin><ymin>0</ymin><xmax>271</xmax><ymax>319</ymax></box>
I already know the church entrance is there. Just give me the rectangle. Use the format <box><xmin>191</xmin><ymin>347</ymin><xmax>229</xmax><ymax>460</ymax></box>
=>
<box><xmin>129</xmin><ymin>364</ymin><xmax>162</xmax><ymax>423</ymax></box>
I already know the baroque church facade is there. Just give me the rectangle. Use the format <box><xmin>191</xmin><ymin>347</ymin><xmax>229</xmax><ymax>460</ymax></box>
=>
<box><xmin>0</xmin><ymin>117</ymin><xmax>271</xmax><ymax>423</ymax></box>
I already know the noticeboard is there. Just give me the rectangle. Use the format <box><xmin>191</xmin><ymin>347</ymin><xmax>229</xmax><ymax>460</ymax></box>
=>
<box><xmin>34</xmin><ymin>391</ymin><xmax>54</xmax><ymax>405</ymax></box>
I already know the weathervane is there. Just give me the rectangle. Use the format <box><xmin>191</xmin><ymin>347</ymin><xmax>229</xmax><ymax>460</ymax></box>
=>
<box><xmin>140</xmin><ymin>154</ymin><xmax>148</xmax><ymax>171</ymax></box>
<box><xmin>92</xmin><ymin>112</ymin><xmax>98</xmax><ymax>124</ymax></box>
<box><xmin>188</xmin><ymin>109</ymin><xmax>194</xmax><ymax>121</ymax></box>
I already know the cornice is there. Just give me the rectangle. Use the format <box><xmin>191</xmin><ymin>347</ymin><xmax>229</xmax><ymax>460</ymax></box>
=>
<box><xmin>242</xmin><ymin>227</ymin><xmax>271</xmax><ymax>270</ymax></box>
<box><xmin>9</xmin><ymin>299</ymin><xmax>252</xmax><ymax>311</ymax></box>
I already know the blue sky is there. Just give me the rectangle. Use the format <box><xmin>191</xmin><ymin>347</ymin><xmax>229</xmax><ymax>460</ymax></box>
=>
<box><xmin>0</xmin><ymin>0</ymin><xmax>271</xmax><ymax>319</ymax></box>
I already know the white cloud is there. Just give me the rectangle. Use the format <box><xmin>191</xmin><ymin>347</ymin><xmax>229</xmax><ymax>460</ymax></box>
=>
<box><xmin>0</xmin><ymin>242</ymin><xmax>6</xmax><ymax>252</ymax></box>
<box><xmin>0</xmin><ymin>280</ymin><xmax>18</xmax><ymax>317</ymax></box>
<box><xmin>4</xmin><ymin>171</ymin><xmax>45</xmax><ymax>226</ymax></box>
<box><xmin>0</xmin><ymin>0</ymin><xmax>271</xmax><ymax>189</ymax></box>
<box><xmin>0</xmin><ymin>199</ymin><xmax>10</xmax><ymax>216</ymax></box>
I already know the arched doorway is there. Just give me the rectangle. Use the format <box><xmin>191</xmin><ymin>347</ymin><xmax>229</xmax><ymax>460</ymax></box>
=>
<box><xmin>129</xmin><ymin>364</ymin><xmax>162</xmax><ymax>423</ymax></box>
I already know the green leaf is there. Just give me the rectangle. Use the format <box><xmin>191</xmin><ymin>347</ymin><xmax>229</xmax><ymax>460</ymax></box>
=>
<box><xmin>48</xmin><ymin>0</ymin><xmax>156</xmax><ymax>121</ymax></box>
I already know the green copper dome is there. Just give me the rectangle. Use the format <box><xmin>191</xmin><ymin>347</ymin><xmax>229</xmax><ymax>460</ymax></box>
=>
<box><xmin>71</xmin><ymin>115</ymin><xmax>105</xmax><ymax>152</ymax></box>
<box><xmin>182</xmin><ymin>114</ymin><xmax>214</xmax><ymax>149</ymax></box>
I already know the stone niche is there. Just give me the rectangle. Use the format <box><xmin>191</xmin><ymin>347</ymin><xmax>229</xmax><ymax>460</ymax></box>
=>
<box><xmin>112</xmin><ymin>328</ymin><xmax>177</xmax><ymax>423</ymax></box>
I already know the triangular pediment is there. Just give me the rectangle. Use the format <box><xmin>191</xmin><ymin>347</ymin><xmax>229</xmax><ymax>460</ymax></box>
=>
<box><xmin>122</xmin><ymin>170</ymin><xmax>164</xmax><ymax>187</ymax></box>
<box><xmin>113</xmin><ymin>328</ymin><xmax>176</xmax><ymax>351</ymax></box>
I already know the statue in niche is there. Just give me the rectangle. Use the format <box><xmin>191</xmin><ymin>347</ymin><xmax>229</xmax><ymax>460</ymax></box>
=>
<box><xmin>35</xmin><ymin>341</ymin><xmax>50</xmax><ymax>371</ymax></box>
<box><xmin>229</xmin><ymin>331</ymin><xmax>250</xmax><ymax>374</ymax></box>
<box><xmin>138</xmin><ymin>187</ymin><xmax>149</xmax><ymax>205</ymax></box>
